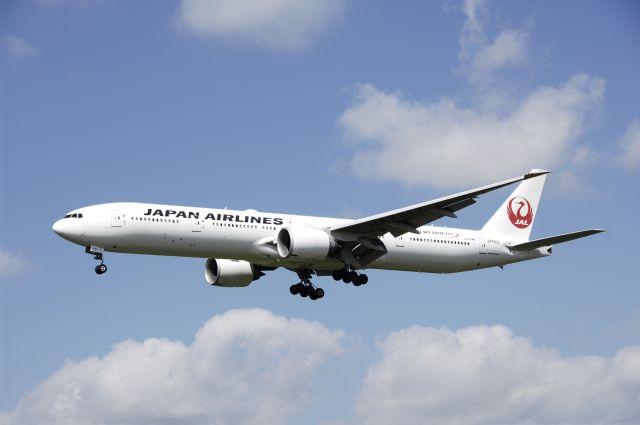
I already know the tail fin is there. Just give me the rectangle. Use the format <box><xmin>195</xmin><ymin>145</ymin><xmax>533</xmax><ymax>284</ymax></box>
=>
<box><xmin>481</xmin><ymin>169</ymin><xmax>548</xmax><ymax>241</ymax></box>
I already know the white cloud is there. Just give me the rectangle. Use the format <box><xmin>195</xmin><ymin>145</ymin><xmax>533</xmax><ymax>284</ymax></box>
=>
<box><xmin>0</xmin><ymin>247</ymin><xmax>27</xmax><ymax>277</ymax></box>
<box><xmin>357</xmin><ymin>325</ymin><xmax>640</xmax><ymax>425</ymax></box>
<box><xmin>0</xmin><ymin>309</ymin><xmax>344</xmax><ymax>425</ymax></box>
<box><xmin>458</xmin><ymin>0</ymin><xmax>528</xmax><ymax>85</ymax></box>
<box><xmin>338</xmin><ymin>0</ymin><xmax>606</xmax><ymax>191</ymax></box>
<box><xmin>617</xmin><ymin>119</ymin><xmax>640</xmax><ymax>169</ymax></box>
<box><xmin>339</xmin><ymin>75</ymin><xmax>605</xmax><ymax>189</ymax></box>
<box><xmin>470</xmin><ymin>29</ymin><xmax>528</xmax><ymax>84</ymax></box>
<box><xmin>0</xmin><ymin>35</ymin><xmax>38</xmax><ymax>59</ymax></box>
<box><xmin>3</xmin><ymin>311</ymin><xmax>640</xmax><ymax>425</ymax></box>
<box><xmin>175</xmin><ymin>0</ymin><xmax>345</xmax><ymax>50</ymax></box>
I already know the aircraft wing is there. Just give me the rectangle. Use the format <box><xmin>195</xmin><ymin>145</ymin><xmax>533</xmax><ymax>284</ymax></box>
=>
<box><xmin>329</xmin><ymin>169</ymin><xmax>550</xmax><ymax>240</ymax></box>
<box><xmin>508</xmin><ymin>229</ymin><xmax>605</xmax><ymax>251</ymax></box>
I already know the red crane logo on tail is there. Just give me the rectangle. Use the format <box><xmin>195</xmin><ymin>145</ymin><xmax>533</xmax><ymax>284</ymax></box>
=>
<box><xmin>507</xmin><ymin>197</ymin><xmax>533</xmax><ymax>229</ymax></box>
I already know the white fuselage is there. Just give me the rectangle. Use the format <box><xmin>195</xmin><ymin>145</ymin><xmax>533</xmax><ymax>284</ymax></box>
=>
<box><xmin>52</xmin><ymin>202</ymin><xmax>548</xmax><ymax>274</ymax></box>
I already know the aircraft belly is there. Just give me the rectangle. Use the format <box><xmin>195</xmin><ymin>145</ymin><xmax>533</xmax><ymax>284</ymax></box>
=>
<box><xmin>101</xmin><ymin>227</ymin><xmax>254</xmax><ymax>259</ymax></box>
<box><xmin>371</xmin><ymin>244</ymin><xmax>480</xmax><ymax>273</ymax></box>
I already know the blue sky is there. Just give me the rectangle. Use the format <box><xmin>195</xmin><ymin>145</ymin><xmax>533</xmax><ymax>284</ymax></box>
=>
<box><xmin>1</xmin><ymin>0</ymin><xmax>639</xmax><ymax>424</ymax></box>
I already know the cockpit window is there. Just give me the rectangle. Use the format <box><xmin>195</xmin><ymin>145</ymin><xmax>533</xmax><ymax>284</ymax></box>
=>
<box><xmin>63</xmin><ymin>213</ymin><xmax>84</xmax><ymax>219</ymax></box>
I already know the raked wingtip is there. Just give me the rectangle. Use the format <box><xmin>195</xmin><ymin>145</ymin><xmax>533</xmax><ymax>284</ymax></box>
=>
<box><xmin>525</xmin><ymin>169</ymin><xmax>551</xmax><ymax>179</ymax></box>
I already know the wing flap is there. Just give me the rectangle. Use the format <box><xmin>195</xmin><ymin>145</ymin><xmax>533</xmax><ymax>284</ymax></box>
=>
<box><xmin>509</xmin><ymin>229</ymin><xmax>604</xmax><ymax>251</ymax></box>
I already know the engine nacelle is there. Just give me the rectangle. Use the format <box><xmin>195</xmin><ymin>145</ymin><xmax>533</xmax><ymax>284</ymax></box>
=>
<box><xmin>276</xmin><ymin>227</ymin><xmax>334</xmax><ymax>260</ymax></box>
<box><xmin>205</xmin><ymin>259</ymin><xmax>260</xmax><ymax>287</ymax></box>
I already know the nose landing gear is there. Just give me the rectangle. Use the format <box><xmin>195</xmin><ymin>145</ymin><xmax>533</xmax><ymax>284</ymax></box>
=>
<box><xmin>85</xmin><ymin>246</ymin><xmax>108</xmax><ymax>275</ymax></box>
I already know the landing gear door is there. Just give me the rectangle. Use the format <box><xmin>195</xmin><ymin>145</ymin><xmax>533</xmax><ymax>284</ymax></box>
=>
<box><xmin>111</xmin><ymin>211</ymin><xmax>124</xmax><ymax>227</ymax></box>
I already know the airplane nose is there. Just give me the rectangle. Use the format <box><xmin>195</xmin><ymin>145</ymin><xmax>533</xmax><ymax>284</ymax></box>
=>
<box><xmin>52</xmin><ymin>218</ymin><xmax>85</xmax><ymax>244</ymax></box>
<box><xmin>52</xmin><ymin>219</ymin><xmax>72</xmax><ymax>239</ymax></box>
<box><xmin>52</xmin><ymin>219</ymin><xmax>65</xmax><ymax>236</ymax></box>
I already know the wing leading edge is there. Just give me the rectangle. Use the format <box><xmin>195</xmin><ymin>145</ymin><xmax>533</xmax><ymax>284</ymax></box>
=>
<box><xmin>330</xmin><ymin>169</ymin><xmax>550</xmax><ymax>241</ymax></box>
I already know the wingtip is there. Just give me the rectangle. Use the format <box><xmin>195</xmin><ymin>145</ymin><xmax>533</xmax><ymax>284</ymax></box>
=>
<box><xmin>524</xmin><ymin>169</ymin><xmax>551</xmax><ymax>179</ymax></box>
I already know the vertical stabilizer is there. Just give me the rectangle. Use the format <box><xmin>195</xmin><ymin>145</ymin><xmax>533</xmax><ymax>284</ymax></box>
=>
<box><xmin>480</xmin><ymin>170</ymin><xmax>548</xmax><ymax>241</ymax></box>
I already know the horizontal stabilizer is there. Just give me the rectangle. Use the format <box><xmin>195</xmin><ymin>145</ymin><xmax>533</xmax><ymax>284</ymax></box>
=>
<box><xmin>509</xmin><ymin>229</ymin><xmax>605</xmax><ymax>251</ymax></box>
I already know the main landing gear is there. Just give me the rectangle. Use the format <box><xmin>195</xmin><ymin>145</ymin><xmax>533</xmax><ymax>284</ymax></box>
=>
<box><xmin>289</xmin><ymin>271</ymin><xmax>324</xmax><ymax>301</ymax></box>
<box><xmin>289</xmin><ymin>268</ymin><xmax>369</xmax><ymax>300</ymax></box>
<box><xmin>332</xmin><ymin>268</ymin><xmax>368</xmax><ymax>286</ymax></box>
<box><xmin>85</xmin><ymin>246</ymin><xmax>108</xmax><ymax>275</ymax></box>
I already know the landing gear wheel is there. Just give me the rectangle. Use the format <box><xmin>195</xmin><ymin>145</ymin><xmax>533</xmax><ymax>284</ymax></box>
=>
<box><xmin>95</xmin><ymin>264</ymin><xmax>107</xmax><ymax>275</ymax></box>
<box><xmin>332</xmin><ymin>270</ymin><xmax>342</xmax><ymax>281</ymax></box>
<box><xmin>355</xmin><ymin>274</ymin><xmax>368</xmax><ymax>286</ymax></box>
<box><xmin>291</xmin><ymin>270</ymin><xmax>326</xmax><ymax>300</ymax></box>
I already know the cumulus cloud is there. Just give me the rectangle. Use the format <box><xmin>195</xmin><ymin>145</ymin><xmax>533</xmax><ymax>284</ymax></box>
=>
<box><xmin>0</xmin><ymin>309</ymin><xmax>344</xmax><ymax>425</ymax></box>
<box><xmin>458</xmin><ymin>0</ymin><xmax>528</xmax><ymax>85</ymax></box>
<box><xmin>358</xmin><ymin>325</ymin><xmax>640</xmax><ymax>425</ymax></box>
<box><xmin>617</xmin><ymin>119</ymin><xmax>640</xmax><ymax>169</ymax></box>
<box><xmin>0</xmin><ymin>247</ymin><xmax>27</xmax><ymax>277</ymax></box>
<box><xmin>3</xmin><ymin>311</ymin><xmax>640</xmax><ymax>425</ymax></box>
<box><xmin>339</xmin><ymin>75</ymin><xmax>605</xmax><ymax>189</ymax></box>
<box><xmin>338</xmin><ymin>0</ymin><xmax>605</xmax><ymax>191</ymax></box>
<box><xmin>175</xmin><ymin>0</ymin><xmax>345</xmax><ymax>50</ymax></box>
<box><xmin>0</xmin><ymin>35</ymin><xmax>38</xmax><ymax>59</ymax></box>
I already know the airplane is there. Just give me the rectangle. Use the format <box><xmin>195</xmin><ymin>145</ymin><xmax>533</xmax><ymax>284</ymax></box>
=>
<box><xmin>52</xmin><ymin>169</ymin><xmax>603</xmax><ymax>300</ymax></box>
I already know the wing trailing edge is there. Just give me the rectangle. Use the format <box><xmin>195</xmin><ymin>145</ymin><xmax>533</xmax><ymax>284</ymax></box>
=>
<box><xmin>330</xmin><ymin>169</ymin><xmax>550</xmax><ymax>239</ymax></box>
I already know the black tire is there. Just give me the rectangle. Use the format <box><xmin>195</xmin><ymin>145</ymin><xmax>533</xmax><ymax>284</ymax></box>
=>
<box><xmin>342</xmin><ymin>275</ymin><xmax>352</xmax><ymax>284</ymax></box>
<box><xmin>355</xmin><ymin>274</ymin><xmax>368</xmax><ymax>286</ymax></box>
<box><xmin>95</xmin><ymin>264</ymin><xmax>107</xmax><ymax>274</ymax></box>
<box><xmin>309</xmin><ymin>291</ymin><xmax>318</xmax><ymax>300</ymax></box>
<box><xmin>290</xmin><ymin>284</ymin><xmax>300</xmax><ymax>295</ymax></box>
<box><xmin>300</xmin><ymin>285</ymin><xmax>309</xmax><ymax>297</ymax></box>
<box><xmin>348</xmin><ymin>271</ymin><xmax>358</xmax><ymax>282</ymax></box>
<box><xmin>332</xmin><ymin>270</ymin><xmax>342</xmax><ymax>281</ymax></box>
<box><xmin>315</xmin><ymin>288</ymin><xmax>325</xmax><ymax>299</ymax></box>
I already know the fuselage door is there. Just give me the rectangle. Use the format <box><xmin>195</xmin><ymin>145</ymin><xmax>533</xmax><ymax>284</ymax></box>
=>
<box><xmin>111</xmin><ymin>211</ymin><xmax>124</xmax><ymax>227</ymax></box>
<box><xmin>192</xmin><ymin>219</ymin><xmax>203</xmax><ymax>232</ymax></box>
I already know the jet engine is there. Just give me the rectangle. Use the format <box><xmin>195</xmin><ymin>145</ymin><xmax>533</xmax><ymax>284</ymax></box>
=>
<box><xmin>276</xmin><ymin>227</ymin><xmax>335</xmax><ymax>260</ymax></box>
<box><xmin>205</xmin><ymin>259</ymin><xmax>263</xmax><ymax>287</ymax></box>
